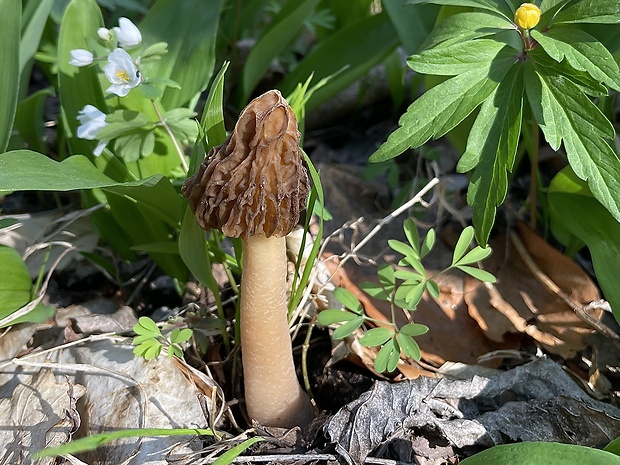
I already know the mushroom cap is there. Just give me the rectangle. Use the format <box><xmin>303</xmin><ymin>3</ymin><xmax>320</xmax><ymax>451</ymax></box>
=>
<box><xmin>182</xmin><ymin>90</ymin><xmax>310</xmax><ymax>239</ymax></box>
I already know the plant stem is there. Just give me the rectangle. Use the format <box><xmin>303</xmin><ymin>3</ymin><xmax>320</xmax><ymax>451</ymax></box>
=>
<box><xmin>151</xmin><ymin>99</ymin><xmax>189</xmax><ymax>173</ymax></box>
<box><xmin>529</xmin><ymin>116</ymin><xmax>539</xmax><ymax>230</ymax></box>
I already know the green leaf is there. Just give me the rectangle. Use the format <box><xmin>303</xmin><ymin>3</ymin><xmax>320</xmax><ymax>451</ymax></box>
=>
<box><xmin>333</xmin><ymin>287</ymin><xmax>364</xmax><ymax>314</ymax></box>
<box><xmin>211</xmin><ymin>437</ymin><xmax>264</xmax><ymax>465</ymax></box>
<box><xmin>370</xmin><ymin>46</ymin><xmax>518</xmax><ymax>163</ymax></box>
<box><xmin>377</xmin><ymin>263</ymin><xmax>396</xmax><ymax>289</ymax></box>
<box><xmin>452</xmin><ymin>226</ymin><xmax>475</xmax><ymax>265</ymax></box>
<box><xmin>532</xmin><ymin>28</ymin><xmax>620</xmax><ymax>92</ymax></box>
<box><xmin>14</xmin><ymin>87</ymin><xmax>54</xmax><ymax>154</ymax></box>
<box><xmin>34</xmin><ymin>428</ymin><xmax>216</xmax><ymax>459</ymax></box>
<box><xmin>402</xmin><ymin>280</ymin><xmax>426</xmax><ymax>307</ymax></box>
<box><xmin>605</xmin><ymin>436</ymin><xmax>620</xmax><ymax>456</ymax></box>
<box><xmin>554</xmin><ymin>1</ymin><xmax>620</xmax><ymax>24</ymax></box>
<box><xmin>141</xmin><ymin>42</ymin><xmax>169</xmax><ymax>60</ymax></box>
<box><xmin>317</xmin><ymin>309</ymin><xmax>360</xmax><ymax>326</ymax></box>
<box><xmin>394</xmin><ymin>270</ymin><xmax>424</xmax><ymax>282</ymax></box>
<box><xmin>0</xmin><ymin>245</ymin><xmax>32</xmax><ymax>321</ymax></box>
<box><xmin>389</xmin><ymin>239</ymin><xmax>418</xmax><ymax>260</ymax></box>
<box><xmin>383</xmin><ymin>0</ymin><xmax>439</xmax><ymax>54</ymax></box>
<box><xmin>359</xmin><ymin>282</ymin><xmax>391</xmax><ymax>301</ymax></box>
<box><xmin>397</xmin><ymin>333</ymin><xmax>422</xmax><ymax>360</ymax></box>
<box><xmin>418</xmin><ymin>11</ymin><xmax>514</xmax><ymax>50</ymax></box>
<box><xmin>403</xmin><ymin>218</ymin><xmax>420</xmax><ymax>255</ymax></box>
<box><xmin>525</xmin><ymin>58</ymin><xmax>620</xmax><ymax>227</ymax></box>
<box><xmin>408</xmin><ymin>0</ymin><xmax>515</xmax><ymax>18</ymax></box>
<box><xmin>400</xmin><ymin>323</ymin><xmax>430</xmax><ymax>337</ymax></box>
<box><xmin>420</xmin><ymin>228</ymin><xmax>436</xmax><ymax>258</ymax></box>
<box><xmin>139</xmin><ymin>0</ymin><xmax>223</xmax><ymax>109</ymax></box>
<box><xmin>359</xmin><ymin>327</ymin><xmax>394</xmax><ymax>347</ymax></box>
<box><xmin>170</xmin><ymin>328</ymin><xmax>193</xmax><ymax>344</ymax></box>
<box><xmin>426</xmin><ymin>279</ymin><xmax>440</xmax><ymax>299</ymax></box>
<box><xmin>409</xmin><ymin>39</ymin><xmax>513</xmax><ymax>75</ymax></box>
<box><xmin>456</xmin><ymin>265</ymin><xmax>497</xmax><ymax>282</ymax></box>
<box><xmin>97</xmin><ymin>110</ymin><xmax>150</xmax><ymax>140</ymax></box>
<box><xmin>200</xmin><ymin>61</ymin><xmax>229</xmax><ymax>153</ymax></box>
<box><xmin>57</xmin><ymin>0</ymin><xmax>107</xmax><ymax>159</ymax></box>
<box><xmin>459</xmin><ymin>442</ymin><xmax>620</xmax><ymax>465</ymax></box>
<box><xmin>374</xmin><ymin>339</ymin><xmax>400</xmax><ymax>373</ymax></box>
<box><xmin>0</xmin><ymin>0</ymin><xmax>20</xmax><ymax>152</ymax></box>
<box><xmin>458</xmin><ymin>63</ymin><xmax>523</xmax><ymax>245</ymax></box>
<box><xmin>240</xmin><ymin>0</ymin><xmax>321</xmax><ymax>103</ymax></box>
<box><xmin>332</xmin><ymin>317</ymin><xmax>365</xmax><ymax>340</ymax></box>
<box><xmin>456</xmin><ymin>246</ymin><xmax>493</xmax><ymax>265</ymax></box>
<box><xmin>548</xmin><ymin>167</ymin><xmax>620</xmax><ymax>321</ymax></box>
<box><xmin>134</xmin><ymin>316</ymin><xmax>161</xmax><ymax>336</ymax></box>
<box><xmin>278</xmin><ymin>12</ymin><xmax>399</xmax><ymax>112</ymax></box>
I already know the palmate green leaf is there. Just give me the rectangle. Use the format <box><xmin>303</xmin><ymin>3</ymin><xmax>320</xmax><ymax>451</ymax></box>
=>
<box><xmin>388</xmin><ymin>239</ymin><xmax>419</xmax><ymax>264</ymax></box>
<box><xmin>402</xmin><ymin>218</ymin><xmax>420</xmax><ymax>255</ymax></box>
<box><xmin>451</xmin><ymin>226</ymin><xmax>475</xmax><ymax>265</ymax></box>
<box><xmin>525</xmin><ymin>60</ymin><xmax>620</xmax><ymax>227</ymax></box>
<box><xmin>456</xmin><ymin>265</ymin><xmax>497</xmax><ymax>282</ymax></box>
<box><xmin>374</xmin><ymin>338</ymin><xmax>400</xmax><ymax>373</ymax></box>
<box><xmin>459</xmin><ymin>442</ymin><xmax>620</xmax><ymax>465</ymax></box>
<box><xmin>0</xmin><ymin>0</ymin><xmax>20</xmax><ymax>152</ymax></box>
<box><xmin>458</xmin><ymin>64</ymin><xmax>523</xmax><ymax>245</ymax></box>
<box><xmin>359</xmin><ymin>282</ymin><xmax>391</xmax><ymax>300</ymax></box>
<box><xmin>397</xmin><ymin>333</ymin><xmax>422</xmax><ymax>360</ymax></box>
<box><xmin>134</xmin><ymin>316</ymin><xmax>161</xmax><ymax>336</ymax></box>
<box><xmin>532</xmin><ymin>28</ymin><xmax>620</xmax><ymax>92</ymax></box>
<box><xmin>170</xmin><ymin>328</ymin><xmax>193</xmax><ymax>344</ymax></box>
<box><xmin>456</xmin><ymin>246</ymin><xmax>493</xmax><ymax>265</ymax></box>
<box><xmin>400</xmin><ymin>322</ymin><xmax>430</xmax><ymax>337</ymax></box>
<box><xmin>426</xmin><ymin>279</ymin><xmax>440</xmax><ymax>298</ymax></box>
<box><xmin>333</xmin><ymin>287</ymin><xmax>364</xmax><ymax>314</ymax></box>
<box><xmin>317</xmin><ymin>309</ymin><xmax>360</xmax><ymax>326</ymax></box>
<box><xmin>420</xmin><ymin>228</ymin><xmax>436</xmax><ymax>258</ymax></box>
<box><xmin>408</xmin><ymin>0</ymin><xmax>515</xmax><ymax>19</ymax></box>
<box><xmin>548</xmin><ymin>167</ymin><xmax>620</xmax><ymax>321</ymax></box>
<box><xmin>370</xmin><ymin>47</ymin><xmax>517</xmax><ymax>163</ymax></box>
<box><xmin>359</xmin><ymin>327</ymin><xmax>394</xmax><ymax>347</ymax></box>
<box><xmin>553</xmin><ymin>0</ymin><xmax>620</xmax><ymax>24</ymax></box>
<box><xmin>332</xmin><ymin>317</ymin><xmax>365</xmax><ymax>340</ymax></box>
<box><xmin>418</xmin><ymin>11</ymin><xmax>514</xmax><ymax>51</ymax></box>
<box><xmin>409</xmin><ymin>39</ymin><xmax>513</xmax><ymax>76</ymax></box>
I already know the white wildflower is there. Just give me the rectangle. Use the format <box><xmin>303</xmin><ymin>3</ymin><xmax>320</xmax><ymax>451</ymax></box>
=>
<box><xmin>77</xmin><ymin>105</ymin><xmax>109</xmax><ymax>157</ymax></box>
<box><xmin>69</xmin><ymin>49</ymin><xmax>93</xmax><ymax>67</ymax></box>
<box><xmin>98</xmin><ymin>27</ymin><xmax>111</xmax><ymax>41</ymax></box>
<box><xmin>104</xmin><ymin>48</ymin><xmax>140</xmax><ymax>97</ymax></box>
<box><xmin>113</xmin><ymin>17</ymin><xmax>142</xmax><ymax>48</ymax></box>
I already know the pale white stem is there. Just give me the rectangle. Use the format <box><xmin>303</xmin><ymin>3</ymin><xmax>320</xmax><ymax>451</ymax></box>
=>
<box><xmin>240</xmin><ymin>235</ymin><xmax>314</xmax><ymax>428</ymax></box>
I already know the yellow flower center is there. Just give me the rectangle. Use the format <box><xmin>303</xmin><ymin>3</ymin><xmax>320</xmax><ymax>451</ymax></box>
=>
<box><xmin>515</xmin><ymin>3</ymin><xmax>541</xmax><ymax>30</ymax></box>
<box><xmin>116</xmin><ymin>69</ymin><xmax>130</xmax><ymax>82</ymax></box>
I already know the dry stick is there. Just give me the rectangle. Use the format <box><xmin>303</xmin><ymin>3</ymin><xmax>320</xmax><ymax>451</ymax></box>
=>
<box><xmin>509</xmin><ymin>231</ymin><xmax>620</xmax><ymax>351</ymax></box>
<box><xmin>297</xmin><ymin>176</ymin><xmax>440</xmax><ymax>314</ymax></box>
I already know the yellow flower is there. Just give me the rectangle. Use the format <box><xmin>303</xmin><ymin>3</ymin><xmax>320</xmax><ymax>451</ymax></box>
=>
<box><xmin>514</xmin><ymin>3</ymin><xmax>541</xmax><ymax>30</ymax></box>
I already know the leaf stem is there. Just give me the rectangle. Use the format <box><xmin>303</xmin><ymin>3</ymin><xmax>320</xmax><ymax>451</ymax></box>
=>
<box><xmin>151</xmin><ymin>99</ymin><xmax>188</xmax><ymax>173</ymax></box>
<box><xmin>529</xmin><ymin>116</ymin><xmax>539</xmax><ymax>230</ymax></box>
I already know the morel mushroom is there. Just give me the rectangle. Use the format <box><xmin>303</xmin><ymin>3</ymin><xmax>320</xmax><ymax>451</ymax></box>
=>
<box><xmin>182</xmin><ymin>90</ymin><xmax>314</xmax><ymax>429</ymax></box>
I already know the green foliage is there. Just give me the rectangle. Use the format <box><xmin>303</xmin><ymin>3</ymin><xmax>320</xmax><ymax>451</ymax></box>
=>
<box><xmin>459</xmin><ymin>441</ymin><xmax>620</xmax><ymax>465</ymax></box>
<box><xmin>132</xmin><ymin>316</ymin><xmax>193</xmax><ymax>360</ymax></box>
<box><xmin>0</xmin><ymin>0</ymin><xmax>21</xmax><ymax>152</ymax></box>
<box><xmin>548</xmin><ymin>167</ymin><xmax>620</xmax><ymax>323</ymax></box>
<box><xmin>370</xmin><ymin>0</ymin><xmax>620</xmax><ymax>246</ymax></box>
<box><xmin>318</xmin><ymin>220</ymin><xmax>494</xmax><ymax>373</ymax></box>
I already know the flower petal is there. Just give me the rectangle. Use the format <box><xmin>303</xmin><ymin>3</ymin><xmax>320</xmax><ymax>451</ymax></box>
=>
<box><xmin>114</xmin><ymin>17</ymin><xmax>141</xmax><ymax>47</ymax></box>
<box><xmin>69</xmin><ymin>49</ymin><xmax>93</xmax><ymax>67</ymax></box>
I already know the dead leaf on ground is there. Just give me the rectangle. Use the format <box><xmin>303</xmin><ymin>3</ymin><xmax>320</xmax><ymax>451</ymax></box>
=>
<box><xmin>324</xmin><ymin>358</ymin><xmax>620</xmax><ymax>465</ymax></box>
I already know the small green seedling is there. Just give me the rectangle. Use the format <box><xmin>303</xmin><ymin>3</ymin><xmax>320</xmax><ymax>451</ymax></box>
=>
<box><xmin>319</xmin><ymin>219</ymin><xmax>496</xmax><ymax>373</ymax></box>
<box><xmin>132</xmin><ymin>316</ymin><xmax>193</xmax><ymax>360</ymax></box>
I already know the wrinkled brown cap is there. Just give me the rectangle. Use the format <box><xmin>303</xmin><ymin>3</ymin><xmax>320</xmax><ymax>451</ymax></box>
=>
<box><xmin>182</xmin><ymin>90</ymin><xmax>310</xmax><ymax>239</ymax></box>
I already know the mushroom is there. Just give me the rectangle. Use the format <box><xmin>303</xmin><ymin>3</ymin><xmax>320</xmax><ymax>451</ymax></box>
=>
<box><xmin>182</xmin><ymin>90</ymin><xmax>314</xmax><ymax>429</ymax></box>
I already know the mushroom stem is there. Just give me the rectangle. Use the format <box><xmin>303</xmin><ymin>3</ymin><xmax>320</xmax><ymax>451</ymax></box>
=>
<box><xmin>240</xmin><ymin>235</ymin><xmax>314</xmax><ymax>429</ymax></box>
